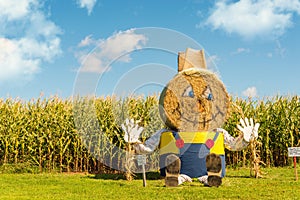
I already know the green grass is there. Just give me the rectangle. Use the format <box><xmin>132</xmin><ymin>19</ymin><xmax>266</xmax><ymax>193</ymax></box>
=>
<box><xmin>0</xmin><ymin>167</ymin><xmax>300</xmax><ymax>200</ymax></box>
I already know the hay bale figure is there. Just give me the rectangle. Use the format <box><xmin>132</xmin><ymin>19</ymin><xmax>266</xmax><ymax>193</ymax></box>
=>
<box><xmin>122</xmin><ymin>48</ymin><xmax>260</xmax><ymax>187</ymax></box>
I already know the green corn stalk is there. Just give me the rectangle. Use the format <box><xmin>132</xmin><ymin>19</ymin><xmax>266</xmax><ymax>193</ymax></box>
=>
<box><xmin>0</xmin><ymin>95</ymin><xmax>299</xmax><ymax>174</ymax></box>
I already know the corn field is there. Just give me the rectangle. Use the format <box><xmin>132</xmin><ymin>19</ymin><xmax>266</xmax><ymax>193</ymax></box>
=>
<box><xmin>0</xmin><ymin>95</ymin><xmax>299</xmax><ymax>174</ymax></box>
<box><xmin>224</xmin><ymin>96</ymin><xmax>300</xmax><ymax>167</ymax></box>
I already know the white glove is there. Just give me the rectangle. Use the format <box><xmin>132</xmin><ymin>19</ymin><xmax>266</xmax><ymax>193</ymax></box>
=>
<box><xmin>237</xmin><ymin>118</ymin><xmax>260</xmax><ymax>142</ymax></box>
<box><xmin>121</xmin><ymin>118</ymin><xmax>144</xmax><ymax>143</ymax></box>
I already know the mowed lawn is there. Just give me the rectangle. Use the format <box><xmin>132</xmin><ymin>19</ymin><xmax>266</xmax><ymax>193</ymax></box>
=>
<box><xmin>0</xmin><ymin>167</ymin><xmax>299</xmax><ymax>200</ymax></box>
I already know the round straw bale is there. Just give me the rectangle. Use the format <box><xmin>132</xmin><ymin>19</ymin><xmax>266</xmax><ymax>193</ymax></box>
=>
<box><xmin>159</xmin><ymin>68</ymin><xmax>229</xmax><ymax>132</ymax></box>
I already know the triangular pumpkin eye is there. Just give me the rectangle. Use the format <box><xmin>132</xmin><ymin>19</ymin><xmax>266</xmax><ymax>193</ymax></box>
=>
<box><xmin>182</xmin><ymin>86</ymin><xmax>194</xmax><ymax>98</ymax></box>
<box><xmin>202</xmin><ymin>86</ymin><xmax>213</xmax><ymax>101</ymax></box>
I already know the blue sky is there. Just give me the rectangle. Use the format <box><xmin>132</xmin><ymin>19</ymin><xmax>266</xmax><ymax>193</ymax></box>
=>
<box><xmin>1</xmin><ymin>0</ymin><xmax>300</xmax><ymax>100</ymax></box>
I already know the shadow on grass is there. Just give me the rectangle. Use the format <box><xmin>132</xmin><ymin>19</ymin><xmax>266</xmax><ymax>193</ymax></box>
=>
<box><xmin>225</xmin><ymin>175</ymin><xmax>251</xmax><ymax>178</ymax></box>
<box><xmin>90</xmin><ymin>172</ymin><xmax>162</xmax><ymax>180</ymax></box>
<box><xmin>90</xmin><ymin>172</ymin><xmax>253</xmax><ymax>180</ymax></box>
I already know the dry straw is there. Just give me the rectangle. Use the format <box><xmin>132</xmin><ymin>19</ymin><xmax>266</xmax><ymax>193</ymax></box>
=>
<box><xmin>231</xmin><ymin>102</ymin><xmax>265</xmax><ymax>178</ymax></box>
<box><xmin>159</xmin><ymin>48</ymin><xmax>229</xmax><ymax>132</ymax></box>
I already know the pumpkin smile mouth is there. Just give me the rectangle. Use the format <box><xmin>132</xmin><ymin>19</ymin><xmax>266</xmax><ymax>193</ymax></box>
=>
<box><xmin>181</xmin><ymin>106</ymin><xmax>223</xmax><ymax>125</ymax></box>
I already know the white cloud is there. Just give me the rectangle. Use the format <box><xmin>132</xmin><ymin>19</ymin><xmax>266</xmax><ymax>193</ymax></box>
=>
<box><xmin>0</xmin><ymin>0</ymin><xmax>38</xmax><ymax>20</ymax></box>
<box><xmin>99</xmin><ymin>30</ymin><xmax>147</xmax><ymax>62</ymax></box>
<box><xmin>231</xmin><ymin>48</ymin><xmax>250</xmax><ymax>55</ymax></box>
<box><xmin>266</xmin><ymin>40</ymin><xmax>286</xmax><ymax>58</ymax></box>
<box><xmin>77</xmin><ymin>0</ymin><xmax>97</xmax><ymax>15</ymax></box>
<box><xmin>275</xmin><ymin>40</ymin><xmax>286</xmax><ymax>57</ymax></box>
<box><xmin>267</xmin><ymin>52</ymin><xmax>273</xmax><ymax>57</ymax></box>
<box><xmin>0</xmin><ymin>0</ymin><xmax>62</xmax><ymax>82</ymax></box>
<box><xmin>0</xmin><ymin>38</ymin><xmax>40</xmax><ymax>81</ymax></box>
<box><xmin>78</xmin><ymin>35</ymin><xmax>96</xmax><ymax>47</ymax></box>
<box><xmin>242</xmin><ymin>86</ymin><xmax>258</xmax><ymax>98</ymax></box>
<box><xmin>273</xmin><ymin>0</ymin><xmax>300</xmax><ymax>13</ymax></box>
<box><xmin>205</xmin><ymin>0</ymin><xmax>300</xmax><ymax>39</ymax></box>
<box><xmin>76</xmin><ymin>29</ymin><xmax>148</xmax><ymax>73</ymax></box>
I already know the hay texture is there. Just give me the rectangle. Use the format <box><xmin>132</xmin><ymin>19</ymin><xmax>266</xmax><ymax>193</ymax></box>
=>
<box><xmin>159</xmin><ymin>65</ymin><xmax>229</xmax><ymax>132</ymax></box>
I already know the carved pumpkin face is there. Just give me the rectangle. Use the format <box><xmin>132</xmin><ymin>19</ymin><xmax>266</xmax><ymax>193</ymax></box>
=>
<box><xmin>159</xmin><ymin>68</ymin><xmax>229</xmax><ymax>132</ymax></box>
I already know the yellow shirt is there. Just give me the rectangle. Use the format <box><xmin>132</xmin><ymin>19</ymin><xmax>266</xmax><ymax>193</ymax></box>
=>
<box><xmin>159</xmin><ymin>131</ymin><xmax>225</xmax><ymax>155</ymax></box>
